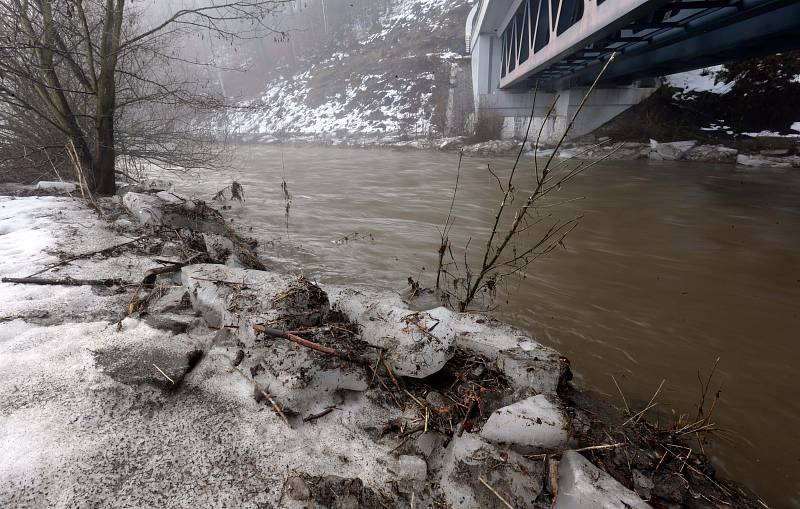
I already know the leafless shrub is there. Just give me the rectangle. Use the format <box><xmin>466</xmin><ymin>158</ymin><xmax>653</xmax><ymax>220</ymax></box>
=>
<box><xmin>280</xmin><ymin>153</ymin><xmax>291</xmax><ymax>235</ymax></box>
<box><xmin>435</xmin><ymin>55</ymin><xmax>620</xmax><ymax>312</ymax></box>
<box><xmin>212</xmin><ymin>180</ymin><xmax>246</xmax><ymax>204</ymax></box>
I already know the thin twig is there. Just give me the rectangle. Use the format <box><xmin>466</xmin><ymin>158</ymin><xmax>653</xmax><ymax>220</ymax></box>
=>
<box><xmin>611</xmin><ymin>375</ymin><xmax>631</xmax><ymax>414</ymax></box>
<box><xmin>455</xmin><ymin>399</ymin><xmax>476</xmax><ymax>437</ymax></box>
<box><xmin>2</xmin><ymin>276</ymin><xmax>131</xmax><ymax>287</ymax></box>
<box><xmin>573</xmin><ymin>442</ymin><xmax>627</xmax><ymax>453</ymax></box>
<box><xmin>254</xmin><ymin>324</ymin><xmax>371</xmax><ymax>366</ymax></box>
<box><xmin>303</xmin><ymin>406</ymin><xmax>336</xmax><ymax>423</ymax></box>
<box><xmin>25</xmin><ymin>235</ymin><xmax>148</xmax><ymax>278</ymax></box>
<box><xmin>478</xmin><ymin>477</ymin><xmax>515</xmax><ymax>509</ymax></box>
<box><xmin>253</xmin><ymin>362</ymin><xmax>291</xmax><ymax>425</ymax></box>
<box><xmin>622</xmin><ymin>379</ymin><xmax>665</xmax><ymax>426</ymax></box>
<box><xmin>382</xmin><ymin>358</ymin><xmax>403</xmax><ymax>390</ymax></box>
<box><xmin>152</xmin><ymin>363</ymin><xmax>175</xmax><ymax>385</ymax></box>
<box><xmin>456</xmin><ymin>55</ymin><xmax>617</xmax><ymax>311</ymax></box>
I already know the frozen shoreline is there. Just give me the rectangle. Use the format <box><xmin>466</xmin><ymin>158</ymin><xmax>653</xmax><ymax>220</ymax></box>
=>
<box><xmin>0</xmin><ymin>185</ymin><xmax>766</xmax><ymax>508</ymax></box>
<box><xmin>236</xmin><ymin>133</ymin><xmax>800</xmax><ymax>169</ymax></box>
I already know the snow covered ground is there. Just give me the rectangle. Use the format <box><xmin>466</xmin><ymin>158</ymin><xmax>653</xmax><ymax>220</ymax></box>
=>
<box><xmin>0</xmin><ymin>195</ymin><xmax>395</xmax><ymax>508</ymax></box>
<box><xmin>665</xmin><ymin>65</ymin><xmax>800</xmax><ymax>139</ymax></box>
<box><xmin>0</xmin><ymin>189</ymin><xmax>764</xmax><ymax>508</ymax></box>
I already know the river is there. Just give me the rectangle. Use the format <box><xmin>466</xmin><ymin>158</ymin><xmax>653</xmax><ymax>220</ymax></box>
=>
<box><xmin>176</xmin><ymin>144</ymin><xmax>800</xmax><ymax>508</ymax></box>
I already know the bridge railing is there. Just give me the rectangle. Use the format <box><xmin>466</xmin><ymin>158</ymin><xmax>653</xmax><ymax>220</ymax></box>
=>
<box><xmin>465</xmin><ymin>0</ymin><xmax>484</xmax><ymax>53</ymax></box>
<box><xmin>498</xmin><ymin>0</ymin><xmax>663</xmax><ymax>87</ymax></box>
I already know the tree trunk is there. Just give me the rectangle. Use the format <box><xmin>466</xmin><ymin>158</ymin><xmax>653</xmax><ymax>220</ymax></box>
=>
<box><xmin>93</xmin><ymin>97</ymin><xmax>116</xmax><ymax>196</ymax></box>
<box><xmin>91</xmin><ymin>0</ymin><xmax>125</xmax><ymax>196</ymax></box>
<box><xmin>71</xmin><ymin>134</ymin><xmax>96</xmax><ymax>184</ymax></box>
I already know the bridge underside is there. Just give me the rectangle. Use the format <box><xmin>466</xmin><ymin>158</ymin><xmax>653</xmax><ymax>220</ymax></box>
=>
<box><xmin>504</xmin><ymin>0</ymin><xmax>800</xmax><ymax>88</ymax></box>
<box><xmin>466</xmin><ymin>0</ymin><xmax>800</xmax><ymax>141</ymax></box>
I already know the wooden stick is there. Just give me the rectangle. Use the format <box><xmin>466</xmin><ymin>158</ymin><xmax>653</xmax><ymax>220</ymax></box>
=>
<box><xmin>254</xmin><ymin>362</ymin><xmax>291</xmax><ymax>426</ymax></box>
<box><xmin>258</xmin><ymin>387</ymin><xmax>289</xmax><ymax>425</ymax></box>
<box><xmin>253</xmin><ymin>324</ymin><xmax>370</xmax><ymax>366</ymax></box>
<box><xmin>388</xmin><ymin>426</ymin><xmax>423</xmax><ymax>454</ymax></box>
<box><xmin>369</xmin><ymin>349</ymin><xmax>383</xmax><ymax>388</ymax></box>
<box><xmin>478</xmin><ymin>477</ymin><xmax>515</xmax><ymax>509</ymax></box>
<box><xmin>1</xmin><ymin>276</ymin><xmax>130</xmax><ymax>287</ymax></box>
<box><xmin>548</xmin><ymin>456</ymin><xmax>560</xmax><ymax>506</ymax></box>
<box><xmin>303</xmin><ymin>406</ymin><xmax>336</xmax><ymax>423</ymax></box>
<box><xmin>455</xmin><ymin>399</ymin><xmax>476</xmax><ymax>437</ymax></box>
<box><xmin>611</xmin><ymin>375</ymin><xmax>631</xmax><ymax>414</ymax></box>
<box><xmin>152</xmin><ymin>363</ymin><xmax>175</xmax><ymax>385</ymax></box>
<box><xmin>67</xmin><ymin>139</ymin><xmax>102</xmax><ymax>216</ymax></box>
<box><xmin>226</xmin><ymin>360</ymin><xmax>289</xmax><ymax>425</ymax></box>
<box><xmin>398</xmin><ymin>425</ymin><xmax>425</xmax><ymax>439</ymax></box>
<box><xmin>622</xmin><ymin>402</ymin><xmax>657</xmax><ymax>427</ymax></box>
<box><xmin>623</xmin><ymin>379</ymin><xmax>665</xmax><ymax>426</ymax></box>
<box><xmin>26</xmin><ymin>235</ymin><xmax>148</xmax><ymax>278</ymax></box>
<box><xmin>140</xmin><ymin>257</ymin><xmax>199</xmax><ymax>287</ymax></box>
<box><xmin>382</xmin><ymin>358</ymin><xmax>403</xmax><ymax>390</ymax></box>
<box><xmin>573</xmin><ymin>443</ymin><xmax>627</xmax><ymax>453</ymax></box>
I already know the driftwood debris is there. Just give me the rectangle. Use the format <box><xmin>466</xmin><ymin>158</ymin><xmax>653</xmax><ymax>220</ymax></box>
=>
<box><xmin>303</xmin><ymin>405</ymin><xmax>337</xmax><ymax>423</ymax></box>
<box><xmin>127</xmin><ymin>256</ymin><xmax>204</xmax><ymax>316</ymax></box>
<box><xmin>141</xmin><ymin>254</ymin><xmax>202</xmax><ymax>288</ymax></box>
<box><xmin>25</xmin><ymin>235</ymin><xmax>148</xmax><ymax>278</ymax></box>
<box><xmin>253</xmin><ymin>324</ymin><xmax>371</xmax><ymax>366</ymax></box>
<box><xmin>226</xmin><ymin>362</ymin><xmax>290</xmax><ymax>426</ymax></box>
<box><xmin>1</xmin><ymin>276</ymin><xmax>130</xmax><ymax>287</ymax></box>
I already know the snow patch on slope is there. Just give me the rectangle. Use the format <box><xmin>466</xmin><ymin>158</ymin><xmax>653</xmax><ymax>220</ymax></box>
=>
<box><xmin>362</xmin><ymin>0</ymin><xmax>454</xmax><ymax>45</ymax></box>
<box><xmin>233</xmin><ymin>69</ymin><xmax>436</xmax><ymax>134</ymax></box>
<box><xmin>232</xmin><ymin>0</ymin><xmax>469</xmax><ymax>136</ymax></box>
<box><xmin>666</xmin><ymin>65</ymin><xmax>734</xmax><ymax>96</ymax></box>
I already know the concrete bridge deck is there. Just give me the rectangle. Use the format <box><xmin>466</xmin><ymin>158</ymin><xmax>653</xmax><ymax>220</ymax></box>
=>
<box><xmin>468</xmin><ymin>0</ymin><xmax>800</xmax><ymax>88</ymax></box>
<box><xmin>465</xmin><ymin>0</ymin><xmax>800</xmax><ymax>140</ymax></box>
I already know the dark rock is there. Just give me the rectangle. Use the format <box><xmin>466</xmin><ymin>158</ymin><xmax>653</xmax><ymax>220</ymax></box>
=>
<box><xmin>142</xmin><ymin>315</ymin><xmax>191</xmax><ymax>335</ymax></box>
<box><xmin>633</xmin><ymin>469</ymin><xmax>655</xmax><ymax>500</ymax></box>
<box><xmin>684</xmin><ymin>144</ymin><xmax>738</xmax><ymax>163</ymax></box>
<box><xmin>304</xmin><ymin>475</ymin><xmax>389</xmax><ymax>509</ymax></box>
<box><xmin>285</xmin><ymin>475</ymin><xmax>311</xmax><ymax>501</ymax></box>
<box><xmin>94</xmin><ymin>344</ymin><xmax>204</xmax><ymax>391</ymax></box>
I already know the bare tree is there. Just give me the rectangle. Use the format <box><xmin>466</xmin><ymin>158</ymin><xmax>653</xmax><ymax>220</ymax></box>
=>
<box><xmin>0</xmin><ymin>0</ymin><xmax>289</xmax><ymax>194</ymax></box>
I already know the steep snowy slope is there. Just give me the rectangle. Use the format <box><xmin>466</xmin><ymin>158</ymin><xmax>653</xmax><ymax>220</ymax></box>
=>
<box><xmin>230</xmin><ymin>0</ymin><xmax>473</xmax><ymax>137</ymax></box>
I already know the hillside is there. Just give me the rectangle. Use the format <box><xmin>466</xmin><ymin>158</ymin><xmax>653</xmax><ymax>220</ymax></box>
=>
<box><xmin>592</xmin><ymin>53</ymin><xmax>800</xmax><ymax>150</ymax></box>
<box><xmin>228</xmin><ymin>0</ymin><xmax>473</xmax><ymax>138</ymax></box>
<box><xmin>227</xmin><ymin>2</ymin><xmax>800</xmax><ymax>151</ymax></box>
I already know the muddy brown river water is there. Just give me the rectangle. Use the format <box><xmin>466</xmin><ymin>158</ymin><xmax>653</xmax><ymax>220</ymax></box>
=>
<box><xmin>177</xmin><ymin>144</ymin><xmax>800</xmax><ymax>507</ymax></box>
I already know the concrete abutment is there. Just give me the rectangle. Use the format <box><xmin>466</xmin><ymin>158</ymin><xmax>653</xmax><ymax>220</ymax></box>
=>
<box><xmin>468</xmin><ymin>28</ymin><xmax>656</xmax><ymax>144</ymax></box>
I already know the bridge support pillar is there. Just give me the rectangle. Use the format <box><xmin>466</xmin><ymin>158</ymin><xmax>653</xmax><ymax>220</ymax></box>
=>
<box><xmin>474</xmin><ymin>82</ymin><xmax>657</xmax><ymax>145</ymax></box>
<box><xmin>470</xmin><ymin>34</ymin><xmax>656</xmax><ymax>144</ymax></box>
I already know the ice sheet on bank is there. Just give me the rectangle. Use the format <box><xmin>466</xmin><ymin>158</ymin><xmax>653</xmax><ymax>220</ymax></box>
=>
<box><xmin>0</xmin><ymin>196</ymin><xmax>398</xmax><ymax>507</ymax></box>
<box><xmin>741</xmin><ymin>130</ymin><xmax>800</xmax><ymax>138</ymax></box>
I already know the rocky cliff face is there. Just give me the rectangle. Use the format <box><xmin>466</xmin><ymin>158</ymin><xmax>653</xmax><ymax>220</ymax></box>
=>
<box><xmin>227</xmin><ymin>0</ymin><xmax>474</xmax><ymax>138</ymax></box>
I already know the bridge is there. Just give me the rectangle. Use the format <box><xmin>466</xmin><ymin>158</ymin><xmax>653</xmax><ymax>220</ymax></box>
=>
<box><xmin>465</xmin><ymin>0</ymin><xmax>800</xmax><ymax>141</ymax></box>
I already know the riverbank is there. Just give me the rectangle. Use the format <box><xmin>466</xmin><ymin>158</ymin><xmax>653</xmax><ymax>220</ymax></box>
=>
<box><xmin>237</xmin><ymin>132</ymin><xmax>800</xmax><ymax>170</ymax></box>
<box><xmin>0</xmin><ymin>182</ymin><xmax>769</xmax><ymax>507</ymax></box>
